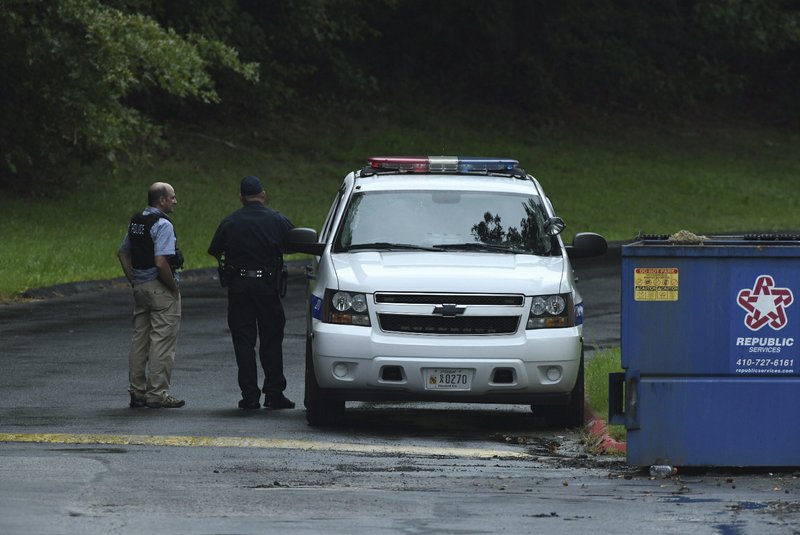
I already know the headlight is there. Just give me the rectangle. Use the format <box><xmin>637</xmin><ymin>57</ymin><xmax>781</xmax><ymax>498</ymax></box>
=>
<box><xmin>351</xmin><ymin>293</ymin><xmax>368</xmax><ymax>313</ymax></box>
<box><xmin>531</xmin><ymin>296</ymin><xmax>547</xmax><ymax>316</ymax></box>
<box><xmin>526</xmin><ymin>293</ymin><xmax>572</xmax><ymax>329</ymax></box>
<box><xmin>332</xmin><ymin>291</ymin><xmax>353</xmax><ymax>312</ymax></box>
<box><xmin>545</xmin><ymin>295</ymin><xmax>565</xmax><ymax>315</ymax></box>
<box><xmin>325</xmin><ymin>290</ymin><xmax>371</xmax><ymax>326</ymax></box>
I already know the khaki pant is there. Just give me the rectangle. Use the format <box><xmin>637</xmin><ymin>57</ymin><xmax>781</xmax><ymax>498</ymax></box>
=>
<box><xmin>128</xmin><ymin>279</ymin><xmax>181</xmax><ymax>404</ymax></box>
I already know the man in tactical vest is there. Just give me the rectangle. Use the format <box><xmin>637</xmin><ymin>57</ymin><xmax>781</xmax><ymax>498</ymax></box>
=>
<box><xmin>208</xmin><ymin>175</ymin><xmax>295</xmax><ymax>410</ymax></box>
<box><xmin>118</xmin><ymin>182</ymin><xmax>185</xmax><ymax>409</ymax></box>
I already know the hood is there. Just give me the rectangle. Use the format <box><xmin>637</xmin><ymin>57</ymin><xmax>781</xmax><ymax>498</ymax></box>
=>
<box><xmin>330</xmin><ymin>251</ymin><xmax>567</xmax><ymax>295</ymax></box>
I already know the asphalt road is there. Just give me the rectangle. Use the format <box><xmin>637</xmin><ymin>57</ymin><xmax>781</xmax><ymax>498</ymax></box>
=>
<box><xmin>2</xmin><ymin>249</ymin><xmax>799</xmax><ymax>534</ymax></box>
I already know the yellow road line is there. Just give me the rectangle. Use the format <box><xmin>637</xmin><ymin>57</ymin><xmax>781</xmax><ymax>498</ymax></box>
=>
<box><xmin>0</xmin><ymin>433</ymin><xmax>531</xmax><ymax>460</ymax></box>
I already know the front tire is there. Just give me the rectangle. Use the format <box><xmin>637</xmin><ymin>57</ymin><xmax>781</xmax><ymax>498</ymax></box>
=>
<box><xmin>531</xmin><ymin>351</ymin><xmax>585</xmax><ymax>429</ymax></box>
<box><xmin>304</xmin><ymin>337</ymin><xmax>345</xmax><ymax>427</ymax></box>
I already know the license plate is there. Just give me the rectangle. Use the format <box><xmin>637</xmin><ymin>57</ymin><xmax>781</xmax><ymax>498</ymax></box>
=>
<box><xmin>424</xmin><ymin>368</ymin><xmax>473</xmax><ymax>391</ymax></box>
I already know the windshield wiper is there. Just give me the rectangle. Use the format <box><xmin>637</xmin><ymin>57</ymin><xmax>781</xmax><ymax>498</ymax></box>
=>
<box><xmin>432</xmin><ymin>242</ymin><xmax>522</xmax><ymax>254</ymax></box>
<box><xmin>344</xmin><ymin>242</ymin><xmax>442</xmax><ymax>252</ymax></box>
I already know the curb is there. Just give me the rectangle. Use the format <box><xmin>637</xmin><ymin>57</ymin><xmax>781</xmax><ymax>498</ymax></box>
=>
<box><xmin>19</xmin><ymin>260</ymin><xmax>311</xmax><ymax>300</ymax></box>
<box><xmin>583</xmin><ymin>399</ymin><xmax>626</xmax><ymax>455</ymax></box>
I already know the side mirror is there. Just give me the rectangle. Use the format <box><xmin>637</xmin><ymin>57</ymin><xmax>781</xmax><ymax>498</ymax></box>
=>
<box><xmin>544</xmin><ymin>216</ymin><xmax>566</xmax><ymax>237</ymax></box>
<box><xmin>286</xmin><ymin>227</ymin><xmax>324</xmax><ymax>256</ymax></box>
<box><xmin>566</xmin><ymin>232</ymin><xmax>607</xmax><ymax>259</ymax></box>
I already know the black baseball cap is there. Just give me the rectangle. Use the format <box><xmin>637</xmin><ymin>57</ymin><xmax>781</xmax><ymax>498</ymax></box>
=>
<box><xmin>240</xmin><ymin>175</ymin><xmax>264</xmax><ymax>196</ymax></box>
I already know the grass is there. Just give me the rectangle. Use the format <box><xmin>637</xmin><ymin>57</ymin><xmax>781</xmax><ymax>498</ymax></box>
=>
<box><xmin>585</xmin><ymin>347</ymin><xmax>626</xmax><ymax>442</ymax></box>
<box><xmin>2</xmin><ymin>110</ymin><xmax>798</xmax><ymax>299</ymax></box>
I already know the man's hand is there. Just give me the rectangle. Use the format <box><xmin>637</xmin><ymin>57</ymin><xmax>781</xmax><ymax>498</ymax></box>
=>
<box><xmin>155</xmin><ymin>255</ymin><xmax>179</xmax><ymax>293</ymax></box>
<box><xmin>118</xmin><ymin>250</ymin><xmax>134</xmax><ymax>287</ymax></box>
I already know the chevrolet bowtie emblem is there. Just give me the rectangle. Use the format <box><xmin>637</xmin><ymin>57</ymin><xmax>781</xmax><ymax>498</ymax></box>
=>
<box><xmin>433</xmin><ymin>304</ymin><xmax>466</xmax><ymax>317</ymax></box>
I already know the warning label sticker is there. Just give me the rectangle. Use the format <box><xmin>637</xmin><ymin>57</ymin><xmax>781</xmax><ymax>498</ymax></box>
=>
<box><xmin>634</xmin><ymin>267</ymin><xmax>679</xmax><ymax>301</ymax></box>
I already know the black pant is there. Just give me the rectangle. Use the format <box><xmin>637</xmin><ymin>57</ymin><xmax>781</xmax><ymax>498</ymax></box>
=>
<box><xmin>227</xmin><ymin>278</ymin><xmax>287</xmax><ymax>403</ymax></box>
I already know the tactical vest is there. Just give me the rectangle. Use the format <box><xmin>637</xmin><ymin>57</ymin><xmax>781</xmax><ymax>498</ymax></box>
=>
<box><xmin>128</xmin><ymin>212</ymin><xmax>184</xmax><ymax>271</ymax></box>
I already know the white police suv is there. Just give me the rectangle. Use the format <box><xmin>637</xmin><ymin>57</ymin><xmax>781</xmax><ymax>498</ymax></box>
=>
<box><xmin>287</xmin><ymin>156</ymin><xmax>607</xmax><ymax>427</ymax></box>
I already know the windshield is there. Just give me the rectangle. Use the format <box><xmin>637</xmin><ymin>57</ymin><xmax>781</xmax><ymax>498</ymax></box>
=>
<box><xmin>334</xmin><ymin>190</ymin><xmax>557</xmax><ymax>255</ymax></box>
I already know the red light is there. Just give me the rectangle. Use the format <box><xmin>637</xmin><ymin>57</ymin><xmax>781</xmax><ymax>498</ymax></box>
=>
<box><xmin>368</xmin><ymin>157</ymin><xmax>429</xmax><ymax>172</ymax></box>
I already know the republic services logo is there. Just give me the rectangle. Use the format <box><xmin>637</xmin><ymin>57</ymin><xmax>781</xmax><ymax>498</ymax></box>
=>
<box><xmin>737</xmin><ymin>275</ymin><xmax>794</xmax><ymax>331</ymax></box>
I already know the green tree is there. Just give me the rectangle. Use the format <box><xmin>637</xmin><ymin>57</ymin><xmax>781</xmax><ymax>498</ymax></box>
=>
<box><xmin>0</xmin><ymin>0</ymin><xmax>258</xmax><ymax>194</ymax></box>
<box><xmin>160</xmin><ymin>0</ymin><xmax>389</xmax><ymax>117</ymax></box>
<box><xmin>362</xmin><ymin>0</ymin><xmax>799</xmax><ymax>118</ymax></box>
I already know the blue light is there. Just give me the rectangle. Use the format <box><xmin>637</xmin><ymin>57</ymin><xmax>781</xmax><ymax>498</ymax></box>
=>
<box><xmin>457</xmin><ymin>157</ymin><xmax>519</xmax><ymax>173</ymax></box>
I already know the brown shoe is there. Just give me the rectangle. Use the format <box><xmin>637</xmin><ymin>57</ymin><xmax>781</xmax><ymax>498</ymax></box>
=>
<box><xmin>146</xmin><ymin>395</ymin><xmax>185</xmax><ymax>409</ymax></box>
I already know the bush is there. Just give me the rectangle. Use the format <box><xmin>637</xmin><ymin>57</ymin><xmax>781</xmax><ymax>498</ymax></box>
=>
<box><xmin>0</xmin><ymin>0</ymin><xmax>258</xmax><ymax>195</ymax></box>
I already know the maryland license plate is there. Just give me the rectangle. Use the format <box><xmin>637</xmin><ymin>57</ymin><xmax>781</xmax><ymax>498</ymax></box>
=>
<box><xmin>424</xmin><ymin>368</ymin><xmax>473</xmax><ymax>390</ymax></box>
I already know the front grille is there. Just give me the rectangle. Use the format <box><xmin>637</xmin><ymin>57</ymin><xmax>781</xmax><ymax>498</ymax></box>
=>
<box><xmin>375</xmin><ymin>293</ymin><xmax>524</xmax><ymax>306</ymax></box>
<box><xmin>378</xmin><ymin>314</ymin><xmax>520</xmax><ymax>335</ymax></box>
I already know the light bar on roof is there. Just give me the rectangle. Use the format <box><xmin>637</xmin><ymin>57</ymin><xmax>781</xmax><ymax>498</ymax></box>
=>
<box><xmin>367</xmin><ymin>156</ymin><xmax>519</xmax><ymax>173</ymax></box>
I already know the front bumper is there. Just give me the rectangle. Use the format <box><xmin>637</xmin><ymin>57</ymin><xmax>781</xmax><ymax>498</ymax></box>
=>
<box><xmin>311</xmin><ymin>321</ymin><xmax>582</xmax><ymax>404</ymax></box>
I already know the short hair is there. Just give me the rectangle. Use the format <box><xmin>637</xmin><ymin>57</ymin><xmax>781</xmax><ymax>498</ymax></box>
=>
<box><xmin>148</xmin><ymin>183</ymin><xmax>170</xmax><ymax>206</ymax></box>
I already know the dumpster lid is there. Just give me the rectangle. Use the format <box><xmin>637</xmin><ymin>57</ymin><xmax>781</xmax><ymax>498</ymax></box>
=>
<box><xmin>623</xmin><ymin>232</ymin><xmax>800</xmax><ymax>257</ymax></box>
<box><xmin>630</xmin><ymin>231</ymin><xmax>800</xmax><ymax>246</ymax></box>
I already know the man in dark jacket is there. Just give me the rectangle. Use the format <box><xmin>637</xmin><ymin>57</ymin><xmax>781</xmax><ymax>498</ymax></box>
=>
<box><xmin>208</xmin><ymin>176</ymin><xmax>295</xmax><ymax>410</ymax></box>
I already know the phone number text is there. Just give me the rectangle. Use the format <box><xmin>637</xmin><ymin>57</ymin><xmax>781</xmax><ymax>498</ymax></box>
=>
<box><xmin>735</xmin><ymin>358</ymin><xmax>794</xmax><ymax>367</ymax></box>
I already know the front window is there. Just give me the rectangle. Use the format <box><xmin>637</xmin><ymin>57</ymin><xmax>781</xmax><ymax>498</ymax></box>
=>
<box><xmin>334</xmin><ymin>190</ymin><xmax>557</xmax><ymax>255</ymax></box>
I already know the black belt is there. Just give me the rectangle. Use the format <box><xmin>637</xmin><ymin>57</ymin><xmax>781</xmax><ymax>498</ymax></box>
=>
<box><xmin>238</xmin><ymin>269</ymin><xmax>271</xmax><ymax>278</ymax></box>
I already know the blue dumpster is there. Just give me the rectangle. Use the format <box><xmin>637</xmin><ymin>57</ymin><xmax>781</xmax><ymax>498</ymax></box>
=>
<box><xmin>609</xmin><ymin>234</ymin><xmax>800</xmax><ymax>467</ymax></box>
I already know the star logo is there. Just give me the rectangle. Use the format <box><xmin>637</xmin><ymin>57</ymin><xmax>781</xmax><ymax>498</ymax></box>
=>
<box><xmin>737</xmin><ymin>275</ymin><xmax>794</xmax><ymax>331</ymax></box>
